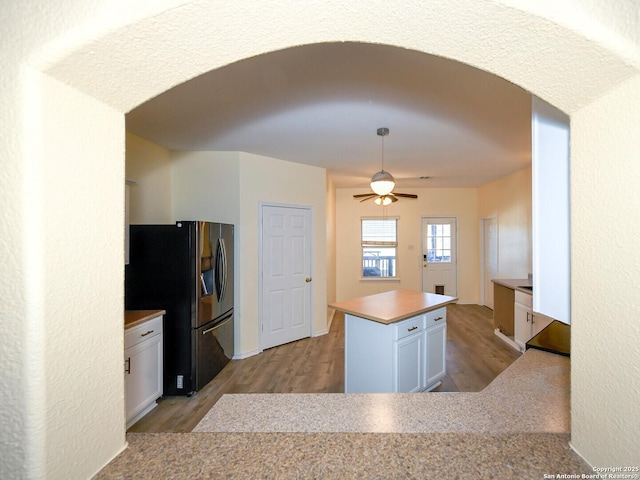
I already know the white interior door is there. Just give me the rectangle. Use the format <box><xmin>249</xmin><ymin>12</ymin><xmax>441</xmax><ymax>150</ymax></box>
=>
<box><xmin>261</xmin><ymin>205</ymin><xmax>312</xmax><ymax>350</ymax></box>
<box><xmin>422</xmin><ymin>217</ymin><xmax>457</xmax><ymax>297</ymax></box>
<box><xmin>482</xmin><ymin>217</ymin><xmax>498</xmax><ymax>309</ymax></box>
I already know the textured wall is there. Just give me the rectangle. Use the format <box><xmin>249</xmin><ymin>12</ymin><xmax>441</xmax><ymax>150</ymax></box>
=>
<box><xmin>2</xmin><ymin>0</ymin><xmax>639</xmax><ymax>477</ymax></box>
<box><xmin>478</xmin><ymin>168</ymin><xmax>533</xmax><ymax>279</ymax></box>
<box><xmin>571</xmin><ymin>75</ymin><xmax>640</xmax><ymax>465</ymax></box>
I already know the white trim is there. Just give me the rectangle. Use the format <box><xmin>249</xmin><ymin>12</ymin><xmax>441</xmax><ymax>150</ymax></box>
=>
<box><xmin>232</xmin><ymin>348</ymin><xmax>262</xmax><ymax>360</ymax></box>
<box><xmin>479</xmin><ymin>216</ymin><xmax>498</xmax><ymax>308</ymax></box>
<box><xmin>494</xmin><ymin>328</ymin><xmax>521</xmax><ymax>353</ymax></box>
<box><xmin>420</xmin><ymin>216</ymin><xmax>459</xmax><ymax>297</ymax></box>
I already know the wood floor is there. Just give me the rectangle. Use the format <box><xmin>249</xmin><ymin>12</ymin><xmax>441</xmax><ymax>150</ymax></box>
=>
<box><xmin>128</xmin><ymin>304</ymin><xmax>520</xmax><ymax>433</ymax></box>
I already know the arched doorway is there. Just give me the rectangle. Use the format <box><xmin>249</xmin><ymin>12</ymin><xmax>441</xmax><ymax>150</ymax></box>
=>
<box><xmin>13</xmin><ymin>2</ymin><xmax>638</xmax><ymax>476</ymax></box>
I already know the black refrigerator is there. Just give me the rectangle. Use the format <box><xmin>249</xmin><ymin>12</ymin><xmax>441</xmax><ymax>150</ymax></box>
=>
<box><xmin>125</xmin><ymin>221</ymin><xmax>234</xmax><ymax>396</ymax></box>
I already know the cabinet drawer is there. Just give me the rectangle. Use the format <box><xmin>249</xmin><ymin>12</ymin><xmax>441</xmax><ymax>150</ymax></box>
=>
<box><xmin>515</xmin><ymin>291</ymin><xmax>533</xmax><ymax>308</ymax></box>
<box><xmin>425</xmin><ymin>307</ymin><xmax>446</xmax><ymax>329</ymax></box>
<box><xmin>394</xmin><ymin>315</ymin><xmax>425</xmax><ymax>340</ymax></box>
<box><xmin>125</xmin><ymin>315</ymin><xmax>163</xmax><ymax>350</ymax></box>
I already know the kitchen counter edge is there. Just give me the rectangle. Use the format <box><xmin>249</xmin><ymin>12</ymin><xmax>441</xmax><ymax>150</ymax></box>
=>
<box><xmin>125</xmin><ymin>309</ymin><xmax>166</xmax><ymax>330</ymax></box>
<box><xmin>329</xmin><ymin>289</ymin><xmax>457</xmax><ymax>325</ymax></box>
<box><xmin>491</xmin><ymin>278</ymin><xmax>533</xmax><ymax>295</ymax></box>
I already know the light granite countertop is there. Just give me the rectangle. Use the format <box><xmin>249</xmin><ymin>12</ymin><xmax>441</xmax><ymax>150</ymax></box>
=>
<box><xmin>329</xmin><ymin>289</ymin><xmax>457</xmax><ymax>324</ymax></box>
<box><xmin>97</xmin><ymin>349</ymin><xmax>589</xmax><ymax>479</ymax></box>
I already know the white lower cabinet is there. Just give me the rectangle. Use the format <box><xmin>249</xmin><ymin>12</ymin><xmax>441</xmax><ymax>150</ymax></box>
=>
<box><xmin>514</xmin><ymin>291</ymin><xmax>553</xmax><ymax>351</ymax></box>
<box><xmin>394</xmin><ymin>330</ymin><xmax>425</xmax><ymax>393</ymax></box>
<box><xmin>125</xmin><ymin>315</ymin><xmax>163</xmax><ymax>428</ymax></box>
<box><xmin>345</xmin><ymin>307</ymin><xmax>446</xmax><ymax>393</ymax></box>
<box><xmin>425</xmin><ymin>322</ymin><xmax>446</xmax><ymax>387</ymax></box>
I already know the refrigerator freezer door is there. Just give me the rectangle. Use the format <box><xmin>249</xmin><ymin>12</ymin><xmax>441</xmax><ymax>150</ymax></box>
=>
<box><xmin>195</xmin><ymin>310</ymin><xmax>234</xmax><ymax>391</ymax></box>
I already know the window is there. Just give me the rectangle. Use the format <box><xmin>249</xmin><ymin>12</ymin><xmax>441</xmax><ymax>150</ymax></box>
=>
<box><xmin>426</xmin><ymin>223</ymin><xmax>451</xmax><ymax>263</ymax></box>
<box><xmin>361</xmin><ymin>218</ymin><xmax>397</xmax><ymax>278</ymax></box>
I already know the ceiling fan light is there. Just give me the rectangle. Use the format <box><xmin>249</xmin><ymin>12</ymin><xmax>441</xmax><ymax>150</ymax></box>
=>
<box><xmin>374</xmin><ymin>195</ymin><xmax>393</xmax><ymax>206</ymax></box>
<box><xmin>370</xmin><ymin>170</ymin><xmax>395</xmax><ymax>196</ymax></box>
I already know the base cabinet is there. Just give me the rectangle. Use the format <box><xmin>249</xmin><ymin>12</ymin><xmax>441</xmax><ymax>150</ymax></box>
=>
<box><xmin>394</xmin><ymin>330</ymin><xmax>425</xmax><ymax>393</ymax></box>
<box><xmin>346</xmin><ymin>307</ymin><xmax>446</xmax><ymax>393</ymax></box>
<box><xmin>425</xmin><ymin>322</ymin><xmax>446</xmax><ymax>386</ymax></box>
<box><xmin>514</xmin><ymin>291</ymin><xmax>552</xmax><ymax>352</ymax></box>
<box><xmin>125</xmin><ymin>315</ymin><xmax>163</xmax><ymax>428</ymax></box>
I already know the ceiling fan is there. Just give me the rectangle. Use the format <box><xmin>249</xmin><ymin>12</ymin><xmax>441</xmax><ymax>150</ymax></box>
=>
<box><xmin>354</xmin><ymin>127</ymin><xmax>419</xmax><ymax>206</ymax></box>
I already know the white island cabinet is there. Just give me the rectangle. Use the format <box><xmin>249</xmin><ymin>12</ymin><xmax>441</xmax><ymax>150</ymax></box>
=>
<box><xmin>331</xmin><ymin>290</ymin><xmax>455</xmax><ymax>394</ymax></box>
<box><xmin>124</xmin><ymin>310</ymin><xmax>165</xmax><ymax>428</ymax></box>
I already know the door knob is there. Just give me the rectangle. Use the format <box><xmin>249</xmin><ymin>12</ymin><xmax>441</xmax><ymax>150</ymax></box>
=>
<box><xmin>305</xmin><ymin>277</ymin><xmax>312</xmax><ymax>283</ymax></box>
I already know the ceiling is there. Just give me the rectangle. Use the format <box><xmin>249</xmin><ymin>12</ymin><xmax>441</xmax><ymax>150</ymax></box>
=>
<box><xmin>126</xmin><ymin>42</ymin><xmax>532</xmax><ymax>189</ymax></box>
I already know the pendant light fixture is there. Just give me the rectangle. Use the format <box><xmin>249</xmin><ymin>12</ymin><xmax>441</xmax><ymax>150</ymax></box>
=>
<box><xmin>369</xmin><ymin>127</ymin><xmax>395</xmax><ymax>196</ymax></box>
<box><xmin>352</xmin><ymin>127</ymin><xmax>418</xmax><ymax>205</ymax></box>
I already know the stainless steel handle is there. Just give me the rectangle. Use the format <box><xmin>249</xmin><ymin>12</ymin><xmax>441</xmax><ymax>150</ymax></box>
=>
<box><xmin>220</xmin><ymin>238</ymin><xmax>228</xmax><ymax>301</ymax></box>
<box><xmin>141</xmin><ymin>330</ymin><xmax>154</xmax><ymax>337</ymax></box>
<box><xmin>125</xmin><ymin>357</ymin><xmax>131</xmax><ymax>374</ymax></box>
<box><xmin>434</xmin><ymin>317</ymin><xmax>443</xmax><ymax>322</ymax></box>
<box><xmin>408</xmin><ymin>326</ymin><xmax>418</xmax><ymax>332</ymax></box>
<box><xmin>202</xmin><ymin>315</ymin><xmax>233</xmax><ymax>335</ymax></box>
<box><xmin>526</xmin><ymin>312</ymin><xmax>530</xmax><ymax>323</ymax></box>
<box><xmin>305</xmin><ymin>277</ymin><xmax>312</xmax><ymax>283</ymax></box>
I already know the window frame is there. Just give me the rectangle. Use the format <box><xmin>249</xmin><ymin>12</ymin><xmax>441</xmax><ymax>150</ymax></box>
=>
<box><xmin>360</xmin><ymin>217</ymin><xmax>400</xmax><ymax>280</ymax></box>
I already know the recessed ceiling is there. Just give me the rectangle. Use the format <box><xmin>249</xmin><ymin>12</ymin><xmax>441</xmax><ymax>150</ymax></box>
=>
<box><xmin>126</xmin><ymin>42</ymin><xmax>532</xmax><ymax>188</ymax></box>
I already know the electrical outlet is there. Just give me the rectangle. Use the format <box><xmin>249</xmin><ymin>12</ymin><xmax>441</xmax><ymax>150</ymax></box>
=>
<box><xmin>177</xmin><ymin>375</ymin><xmax>183</xmax><ymax>389</ymax></box>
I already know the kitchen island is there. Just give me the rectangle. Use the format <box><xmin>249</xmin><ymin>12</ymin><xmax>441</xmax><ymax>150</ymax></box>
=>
<box><xmin>330</xmin><ymin>290</ymin><xmax>457</xmax><ymax>393</ymax></box>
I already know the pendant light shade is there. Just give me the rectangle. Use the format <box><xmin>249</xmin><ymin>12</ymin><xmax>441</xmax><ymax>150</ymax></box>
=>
<box><xmin>370</xmin><ymin>170</ymin><xmax>395</xmax><ymax>196</ymax></box>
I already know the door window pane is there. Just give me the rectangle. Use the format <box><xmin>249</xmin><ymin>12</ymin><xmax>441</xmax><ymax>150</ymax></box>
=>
<box><xmin>427</xmin><ymin>223</ymin><xmax>452</xmax><ymax>263</ymax></box>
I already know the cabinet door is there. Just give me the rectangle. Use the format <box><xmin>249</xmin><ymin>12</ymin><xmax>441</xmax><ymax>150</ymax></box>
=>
<box><xmin>125</xmin><ymin>333</ymin><xmax>162</xmax><ymax>425</ymax></box>
<box><xmin>425</xmin><ymin>323</ymin><xmax>446</xmax><ymax>388</ymax></box>
<box><xmin>531</xmin><ymin>312</ymin><xmax>553</xmax><ymax>337</ymax></box>
<box><xmin>514</xmin><ymin>302</ymin><xmax>532</xmax><ymax>351</ymax></box>
<box><xmin>394</xmin><ymin>333</ymin><xmax>425</xmax><ymax>393</ymax></box>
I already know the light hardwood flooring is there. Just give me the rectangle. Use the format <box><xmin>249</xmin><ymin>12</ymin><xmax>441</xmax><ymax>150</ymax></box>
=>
<box><xmin>128</xmin><ymin>304</ymin><xmax>520</xmax><ymax>433</ymax></box>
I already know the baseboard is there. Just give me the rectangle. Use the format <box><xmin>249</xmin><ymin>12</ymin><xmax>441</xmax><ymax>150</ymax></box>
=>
<box><xmin>568</xmin><ymin>441</ymin><xmax>594</xmax><ymax>471</ymax></box>
<box><xmin>232</xmin><ymin>348</ymin><xmax>262</xmax><ymax>360</ymax></box>
<box><xmin>494</xmin><ymin>328</ymin><xmax>522</xmax><ymax>353</ymax></box>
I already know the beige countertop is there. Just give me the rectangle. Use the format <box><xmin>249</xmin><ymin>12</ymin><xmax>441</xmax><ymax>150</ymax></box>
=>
<box><xmin>125</xmin><ymin>309</ymin><xmax>166</xmax><ymax>330</ymax></box>
<box><xmin>491</xmin><ymin>278</ymin><xmax>533</xmax><ymax>295</ymax></box>
<box><xmin>329</xmin><ymin>289</ymin><xmax>457</xmax><ymax>325</ymax></box>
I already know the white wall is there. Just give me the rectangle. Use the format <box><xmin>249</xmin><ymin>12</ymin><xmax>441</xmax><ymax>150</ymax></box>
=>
<box><xmin>532</xmin><ymin>97</ymin><xmax>570</xmax><ymax>324</ymax></box>
<box><xmin>478</xmin><ymin>167</ymin><xmax>533</xmax><ymax>278</ymax></box>
<box><xmin>571</xmin><ymin>75</ymin><xmax>640</xmax><ymax>465</ymax></box>
<box><xmin>336</xmin><ymin>187</ymin><xmax>478</xmax><ymax>303</ymax></box>
<box><xmin>326</xmin><ymin>174</ymin><xmax>337</xmax><ymax>317</ymax></box>
<box><xmin>170</xmin><ymin>151</ymin><xmax>327</xmax><ymax>355</ymax></box>
<box><xmin>2</xmin><ymin>1</ymin><xmax>639</xmax><ymax>477</ymax></box>
<box><xmin>238</xmin><ymin>153</ymin><xmax>328</xmax><ymax>352</ymax></box>
<box><xmin>125</xmin><ymin>133</ymin><xmax>172</xmax><ymax>224</ymax></box>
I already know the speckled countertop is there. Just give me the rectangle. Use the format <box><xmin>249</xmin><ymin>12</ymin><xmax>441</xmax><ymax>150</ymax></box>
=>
<box><xmin>329</xmin><ymin>289</ymin><xmax>457</xmax><ymax>324</ymax></box>
<box><xmin>97</xmin><ymin>349</ymin><xmax>590</xmax><ymax>478</ymax></box>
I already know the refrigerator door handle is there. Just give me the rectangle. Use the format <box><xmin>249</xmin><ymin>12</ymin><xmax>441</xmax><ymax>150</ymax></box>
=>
<box><xmin>215</xmin><ymin>237</ymin><xmax>228</xmax><ymax>302</ymax></box>
<box><xmin>220</xmin><ymin>238</ymin><xmax>228</xmax><ymax>302</ymax></box>
<box><xmin>215</xmin><ymin>239</ymin><xmax>223</xmax><ymax>301</ymax></box>
<box><xmin>201</xmin><ymin>312</ymin><xmax>233</xmax><ymax>335</ymax></box>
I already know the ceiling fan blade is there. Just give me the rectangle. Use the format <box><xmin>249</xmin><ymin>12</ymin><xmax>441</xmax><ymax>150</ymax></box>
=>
<box><xmin>393</xmin><ymin>193</ymin><xmax>418</xmax><ymax>199</ymax></box>
<box><xmin>353</xmin><ymin>193</ymin><xmax>376</xmax><ymax>198</ymax></box>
